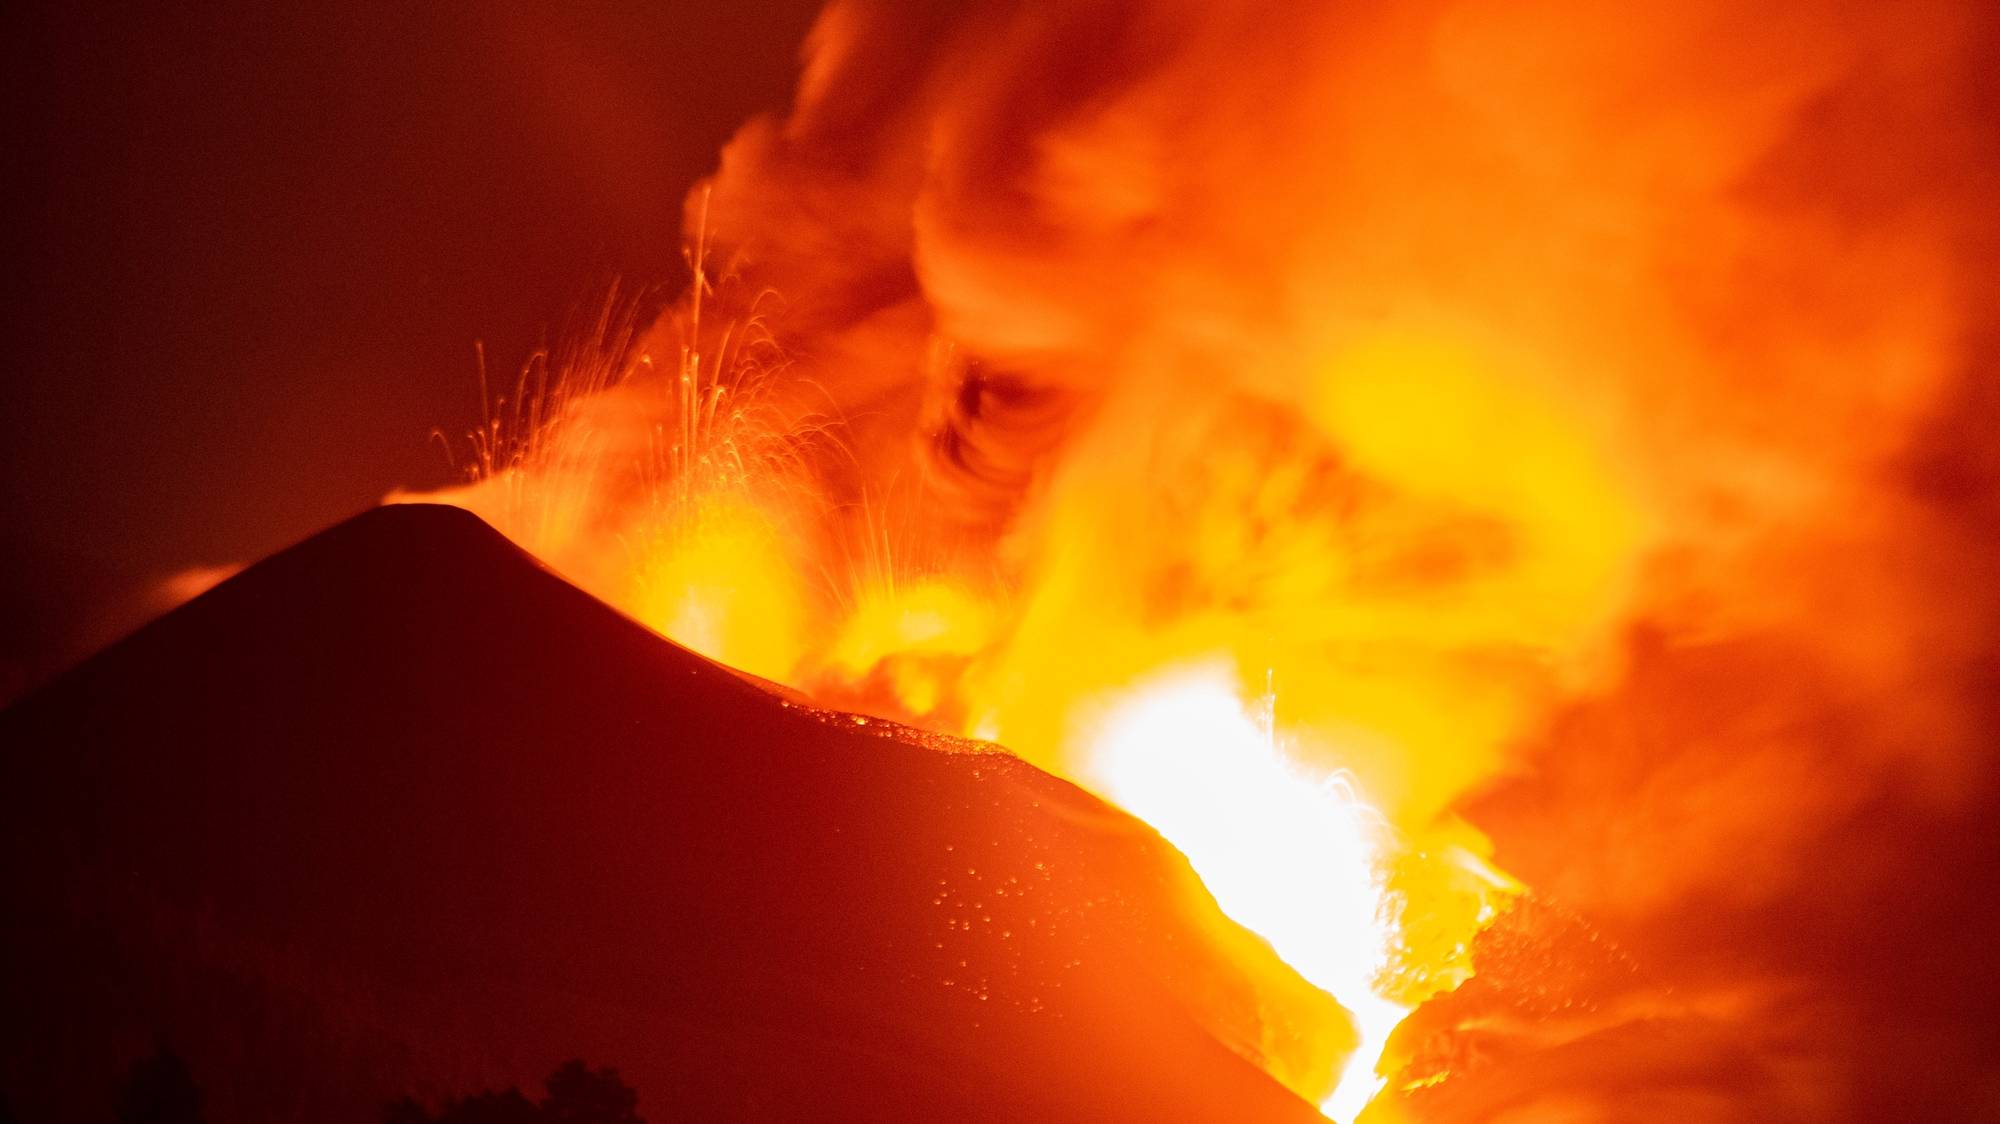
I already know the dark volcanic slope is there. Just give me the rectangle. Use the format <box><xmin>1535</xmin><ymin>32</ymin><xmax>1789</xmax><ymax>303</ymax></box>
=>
<box><xmin>0</xmin><ymin>504</ymin><xmax>1337</xmax><ymax>1124</ymax></box>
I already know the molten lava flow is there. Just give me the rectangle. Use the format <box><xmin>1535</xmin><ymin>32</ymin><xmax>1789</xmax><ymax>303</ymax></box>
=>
<box><xmin>1077</xmin><ymin>664</ymin><xmax>1411</xmax><ymax>1119</ymax></box>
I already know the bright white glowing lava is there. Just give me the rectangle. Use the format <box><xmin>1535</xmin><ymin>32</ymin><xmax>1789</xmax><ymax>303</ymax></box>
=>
<box><xmin>1077</xmin><ymin>663</ymin><xmax>1405</xmax><ymax>1122</ymax></box>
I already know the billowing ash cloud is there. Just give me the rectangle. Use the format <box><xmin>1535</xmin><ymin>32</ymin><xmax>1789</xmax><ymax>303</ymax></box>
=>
<box><xmin>402</xmin><ymin>1</ymin><xmax>2000</xmax><ymax>1117</ymax></box>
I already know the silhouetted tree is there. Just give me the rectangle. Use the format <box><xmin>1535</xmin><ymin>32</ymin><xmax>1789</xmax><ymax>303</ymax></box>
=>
<box><xmin>382</xmin><ymin>1097</ymin><xmax>432</xmax><ymax>1124</ymax></box>
<box><xmin>114</xmin><ymin>1044</ymin><xmax>205</xmax><ymax>1124</ymax></box>
<box><xmin>436</xmin><ymin>1089</ymin><xmax>540</xmax><ymax>1124</ymax></box>
<box><xmin>540</xmin><ymin>1061</ymin><xmax>641</xmax><ymax>1124</ymax></box>
<box><xmin>383</xmin><ymin>1060</ymin><xmax>644</xmax><ymax>1124</ymax></box>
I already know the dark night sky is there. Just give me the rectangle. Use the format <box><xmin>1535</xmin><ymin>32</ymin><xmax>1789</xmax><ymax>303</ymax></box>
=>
<box><xmin>6</xmin><ymin>1</ymin><xmax>822</xmax><ymax>695</ymax></box>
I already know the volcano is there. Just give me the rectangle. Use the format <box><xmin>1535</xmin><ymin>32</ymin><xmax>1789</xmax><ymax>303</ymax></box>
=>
<box><xmin>0</xmin><ymin>504</ymin><xmax>1340</xmax><ymax>1123</ymax></box>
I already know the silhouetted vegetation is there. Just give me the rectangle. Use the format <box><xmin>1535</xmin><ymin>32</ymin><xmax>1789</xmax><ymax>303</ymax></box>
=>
<box><xmin>386</xmin><ymin>1061</ymin><xmax>643</xmax><ymax>1124</ymax></box>
<box><xmin>114</xmin><ymin>1044</ymin><xmax>205</xmax><ymax>1124</ymax></box>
